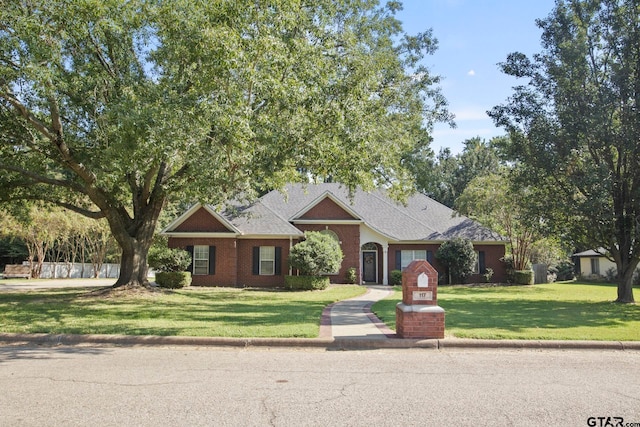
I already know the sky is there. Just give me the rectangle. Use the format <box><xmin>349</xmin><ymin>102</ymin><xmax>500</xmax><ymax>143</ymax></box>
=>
<box><xmin>394</xmin><ymin>0</ymin><xmax>557</xmax><ymax>155</ymax></box>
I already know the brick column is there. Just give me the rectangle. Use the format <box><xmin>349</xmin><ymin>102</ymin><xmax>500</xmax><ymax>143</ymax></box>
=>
<box><xmin>396</xmin><ymin>260</ymin><xmax>445</xmax><ymax>339</ymax></box>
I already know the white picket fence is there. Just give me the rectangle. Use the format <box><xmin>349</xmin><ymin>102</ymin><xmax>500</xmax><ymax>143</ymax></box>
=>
<box><xmin>34</xmin><ymin>262</ymin><xmax>121</xmax><ymax>279</ymax></box>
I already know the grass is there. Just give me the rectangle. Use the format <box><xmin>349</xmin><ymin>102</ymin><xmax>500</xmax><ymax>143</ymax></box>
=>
<box><xmin>372</xmin><ymin>282</ymin><xmax>640</xmax><ymax>341</ymax></box>
<box><xmin>0</xmin><ymin>285</ymin><xmax>365</xmax><ymax>338</ymax></box>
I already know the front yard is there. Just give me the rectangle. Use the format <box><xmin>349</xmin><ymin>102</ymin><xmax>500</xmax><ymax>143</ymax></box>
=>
<box><xmin>1</xmin><ymin>281</ymin><xmax>638</xmax><ymax>341</ymax></box>
<box><xmin>0</xmin><ymin>285</ymin><xmax>365</xmax><ymax>338</ymax></box>
<box><xmin>372</xmin><ymin>282</ymin><xmax>640</xmax><ymax>341</ymax></box>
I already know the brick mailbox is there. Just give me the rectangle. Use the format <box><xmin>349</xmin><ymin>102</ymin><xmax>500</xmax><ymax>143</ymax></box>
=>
<box><xmin>396</xmin><ymin>259</ymin><xmax>445</xmax><ymax>339</ymax></box>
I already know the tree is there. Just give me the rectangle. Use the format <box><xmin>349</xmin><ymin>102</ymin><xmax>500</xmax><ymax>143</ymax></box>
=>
<box><xmin>2</xmin><ymin>205</ymin><xmax>60</xmax><ymax>278</ymax></box>
<box><xmin>288</xmin><ymin>232</ymin><xmax>343</xmax><ymax>277</ymax></box>
<box><xmin>408</xmin><ymin>137</ymin><xmax>501</xmax><ymax>208</ymax></box>
<box><xmin>455</xmin><ymin>137</ymin><xmax>501</xmax><ymax>193</ymax></box>
<box><xmin>0</xmin><ymin>1</ymin><xmax>452</xmax><ymax>288</ymax></box>
<box><xmin>435</xmin><ymin>237</ymin><xmax>476</xmax><ymax>284</ymax></box>
<box><xmin>456</xmin><ymin>172</ymin><xmax>538</xmax><ymax>272</ymax></box>
<box><xmin>489</xmin><ymin>0</ymin><xmax>640</xmax><ymax>302</ymax></box>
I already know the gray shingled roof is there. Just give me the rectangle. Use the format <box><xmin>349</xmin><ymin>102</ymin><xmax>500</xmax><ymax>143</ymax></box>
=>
<box><xmin>217</xmin><ymin>201</ymin><xmax>303</xmax><ymax>236</ymax></box>
<box><xmin>219</xmin><ymin>183</ymin><xmax>504</xmax><ymax>242</ymax></box>
<box><xmin>573</xmin><ymin>249</ymin><xmax>606</xmax><ymax>257</ymax></box>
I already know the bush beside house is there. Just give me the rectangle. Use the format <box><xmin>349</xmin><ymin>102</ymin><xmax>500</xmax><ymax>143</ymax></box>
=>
<box><xmin>148</xmin><ymin>246</ymin><xmax>192</xmax><ymax>288</ymax></box>
<box><xmin>436</xmin><ymin>238</ymin><xmax>476</xmax><ymax>284</ymax></box>
<box><xmin>286</xmin><ymin>231</ymin><xmax>343</xmax><ymax>290</ymax></box>
<box><xmin>390</xmin><ymin>269</ymin><xmax>403</xmax><ymax>286</ymax></box>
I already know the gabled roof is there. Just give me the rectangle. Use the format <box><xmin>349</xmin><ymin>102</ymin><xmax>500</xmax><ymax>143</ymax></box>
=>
<box><xmin>163</xmin><ymin>183</ymin><xmax>505</xmax><ymax>242</ymax></box>
<box><xmin>161</xmin><ymin>204</ymin><xmax>240</xmax><ymax>235</ymax></box>
<box><xmin>573</xmin><ymin>248</ymin><xmax>607</xmax><ymax>257</ymax></box>
<box><xmin>290</xmin><ymin>191</ymin><xmax>361</xmax><ymax>221</ymax></box>
<box><xmin>221</xmin><ymin>200</ymin><xmax>303</xmax><ymax>236</ymax></box>
<box><xmin>259</xmin><ymin>183</ymin><xmax>504</xmax><ymax>242</ymax></box>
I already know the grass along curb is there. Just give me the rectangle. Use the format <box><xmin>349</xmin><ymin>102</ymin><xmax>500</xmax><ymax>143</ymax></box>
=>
<box><xmin>371</xmin><ymin>282</ymin><xmax>640</xmax><ymax>341</ymax></box>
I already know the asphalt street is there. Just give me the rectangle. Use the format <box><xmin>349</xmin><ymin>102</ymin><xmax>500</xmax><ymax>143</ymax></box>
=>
<box><xmin>1</xmin><ymin>345</ymin><xmax>638</xmax><ymax>426</ymax></box>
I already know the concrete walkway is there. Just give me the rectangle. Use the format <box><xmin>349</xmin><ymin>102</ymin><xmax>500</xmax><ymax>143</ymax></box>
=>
<box><xmin>320</xmin><ymin>285</ymin><xmax>395</xmax><ymax>339</ymax></box>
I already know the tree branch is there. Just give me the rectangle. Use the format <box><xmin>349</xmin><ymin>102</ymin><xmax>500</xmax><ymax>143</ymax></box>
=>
<box><xmin>0</xmin><ymin>90</ymin><xmax>56</xmax><ymax>140</ymax></box>
<box><xmin>0</xmin><ymin>162</ymin><xmax>87</xmax><ymax>194</ymax></box>
<box><xmin>55</xmin><ymin>202</ymin><xmax>106</xmax><ymax>220</ymax></box>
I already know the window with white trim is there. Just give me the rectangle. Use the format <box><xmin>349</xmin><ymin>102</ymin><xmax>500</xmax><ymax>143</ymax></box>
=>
<box><xmin>260</xmin><ymin>246</ymin><xmax>275</xmax><ymax>275</ymax></box>
<box><xmin>401</xmin><ymin>250</ymin><xmax>427</xmax><ymax>270</ymax></box>
<box><xmin>193</xmin><ymin>245</ymin><xmax>209</xmax><ymax>275</ymax></box>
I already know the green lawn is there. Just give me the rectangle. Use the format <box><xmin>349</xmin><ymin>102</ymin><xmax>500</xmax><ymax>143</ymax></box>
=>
<box><xmin>0</xmin><ymin>285</ymin><xmax>365</xmax><ymax>338</ymax></box>
<box><xmin>372</xmin><ymin>282</ymin><xmax>640</xmax><ymax>341</ymax></box>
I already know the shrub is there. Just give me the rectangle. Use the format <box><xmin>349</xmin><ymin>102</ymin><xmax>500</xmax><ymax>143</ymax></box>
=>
<box><xmin>155</xmin><ymin>271</ymin><xmax>191</xmax><ymax>289</ymax></box>
<box><xmin>514</xmin><ymin>270</ymin><xmax>534</xmax><ymax>285</ymax></box>
<box><xmin>501</xmin><ymin>255</ymin><xmax>516</xmax><ymax>283</ymax></box>
<box><xmin>554</xmin><ymin>260</ymin><xmax>576</xmax><ymax>281</ymax></box>
<box><xmin>390</xmin><ymin>269</ymin><xmax>403</xmax><ymax>286</ymax></box>
<box><xmin>436</xmin><ymin>238</ymin><xmax>476</xmax><ymax>284</ymax></box>
<box><xmin>288</xmin><ymin>231</ymin><xmax>343</xmax><ymax>276</ymax></box>
<box><xmin>605</xmin><ymin>267</ymin><xmax>617</xmax><ymax>283</ymax></box>
<box><xmin>148</xmin><ymin>246</ymin><xmax>191</xmax><ymax>272</ymax></box>
<box><xmin>482</xmin><ymin>267</ymin><xmax>494</xmax><ymax>283</ymax></box>
<box><xmin>345</xmin><ymin>267</ymin><xmax>357</xmax><ymax>284</ymax></box>
<box><xmin>284</xmin><ymin>275</ymin><xmax>330</xmax><ymax>290</ymax></box>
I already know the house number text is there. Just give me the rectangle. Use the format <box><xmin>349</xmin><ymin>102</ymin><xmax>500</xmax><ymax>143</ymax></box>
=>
<box><xmin>413</xmin><ymin>291</ymin><xmax>433</xmax><ymax>301</ymax></box>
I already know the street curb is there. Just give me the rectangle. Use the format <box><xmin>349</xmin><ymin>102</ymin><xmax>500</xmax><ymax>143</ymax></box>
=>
<box><xmin>439</xmin><ymin>338</ymin><xmax>640</xmax><ymax>350</ymax></box>
<box><xmin>1</xmin><ymin>333</ymin><xmax>638</xmax><ymax>351</ymax></box>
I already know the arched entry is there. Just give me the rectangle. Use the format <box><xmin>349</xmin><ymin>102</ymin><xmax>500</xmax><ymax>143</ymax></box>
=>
<box><xmin>361</xmin><ymin>242</ymin><xmax>379</xmax><ymax>283</ymax></box>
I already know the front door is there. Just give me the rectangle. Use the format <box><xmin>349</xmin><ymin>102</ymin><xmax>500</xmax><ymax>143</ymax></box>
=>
<box><xmin>362</xmin><ymin>251</ymin><xmax>377</xmax><ymax>283</ymax></box>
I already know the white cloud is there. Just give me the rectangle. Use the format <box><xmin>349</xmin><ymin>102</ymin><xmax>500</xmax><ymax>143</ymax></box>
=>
<box><xmin>467</xmin><ymin>69</ymin><xmax>476</xmax><ymax>76</ymax></box>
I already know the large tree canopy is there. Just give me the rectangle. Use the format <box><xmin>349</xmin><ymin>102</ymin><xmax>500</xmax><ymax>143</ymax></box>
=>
<box><xmin>407</xmin><ymin>136</ymin><xmax>502</xmax><ymax>208</ymax></box>
<box><xmin>489</xmin><ymin>0</ymin><xmax>639</xmax><ymax>302</ymax></box>
<box><xmin>0</xmin><ymin>0</ymin><xmax>451</xmax><ymax>287</ymax></box>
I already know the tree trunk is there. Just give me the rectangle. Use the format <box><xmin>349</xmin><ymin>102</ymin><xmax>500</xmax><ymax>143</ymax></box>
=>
<box><xmin>114</xmin><ymin>237</ymin><xmax>153</xmax><ymax>288</ymax></box>
<box><xmin>617</xmin><ymin>264</ymin><xmax>636</xmax><ymax>303</ymax></box>
<box><xmin>107</xmin><ymin>195</ymin><xmax>165</xmax><ymax>289</ymax></box>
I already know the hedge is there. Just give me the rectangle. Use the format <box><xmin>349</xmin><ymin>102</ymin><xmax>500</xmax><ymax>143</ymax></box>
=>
<box><xmin>284</xmin><ymin>275</ymin><xmax>330</xmax><ymax>291</ymax></box>
<box><xmin>155</xmin><ymin>271</ymin><xmax>192</xmax><ymax>289</ymax></box>
<box><xmin>514</xmin><ymin>270</ymin><xmax>534</xmax><ymax>285</ymax></box>
<box><xmin>390</xmin><ymin>270</ymin><xmax>403</xmax><ymax>286</ymax></box>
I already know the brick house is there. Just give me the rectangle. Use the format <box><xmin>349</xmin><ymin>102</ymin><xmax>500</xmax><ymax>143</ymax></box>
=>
<box><xmin>162</xmin><ymin>183</ymin><xmax>507</xmax><ymax>287</ymax></box>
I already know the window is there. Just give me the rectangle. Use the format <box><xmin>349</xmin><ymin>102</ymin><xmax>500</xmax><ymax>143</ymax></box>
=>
<box><xmin>193</xmin><ymin>245</ymin><xmax>209</xmax><ymax>275</ymax></box>
<box><xmin>260</xmin><ymin>246</ymin><xmax>275</xmax><ymax>275</ymax></box>
<box><xmin>400</xmin><ymin>250</ymin><xmax>427</xmax><ymax>270</ymax></box>
<box><xmin>590</xmin><ymin>258</ymin><xmax>600</xmax><ymax>275</ymax></box>
<box><xmin>253</xmin><ymin>246</ymin><xmax>282</xmax><ymax>276</ymax></box>
<box><xmin>476</xmin><ymin>251</ymin><xmax>486</xmax><ymax>274</ymax></box>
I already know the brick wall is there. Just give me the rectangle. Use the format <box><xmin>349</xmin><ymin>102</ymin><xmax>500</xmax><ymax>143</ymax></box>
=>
<box><xmin>471</xmin><ymin>244</ymin><xmax>507</xmax><ymax>283</ymax></box>
<box><xmin>168</xmin><ymin>237</ymin><xmax>237</xmax><ymax>286</ymax></box>
<box><xmin>388</xmin><ymin>243</ymin><xmax>507</xmax><ymax>284</ymax></box>
<box><xmin>388</xmin><ymin>244</ymin><xmax>443</xmax><ymax>283</ymax></box>
<box><xmin>236</xmin><ymin>238</ymin><xmax>295</xmax><ymax>287</ymax></box>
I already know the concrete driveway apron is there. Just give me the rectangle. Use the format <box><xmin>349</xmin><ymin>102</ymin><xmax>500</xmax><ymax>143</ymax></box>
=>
<box><xmin>327</xmin><ymin>285</ymin><xmax>394</xmax><ymax>339</ymax></box>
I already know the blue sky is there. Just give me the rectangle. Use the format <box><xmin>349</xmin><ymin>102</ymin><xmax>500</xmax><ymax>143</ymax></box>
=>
<box><xmin>395</xmin><ymin>0</ymin><xmax>556</xmax><ymax>155</ymax></box>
